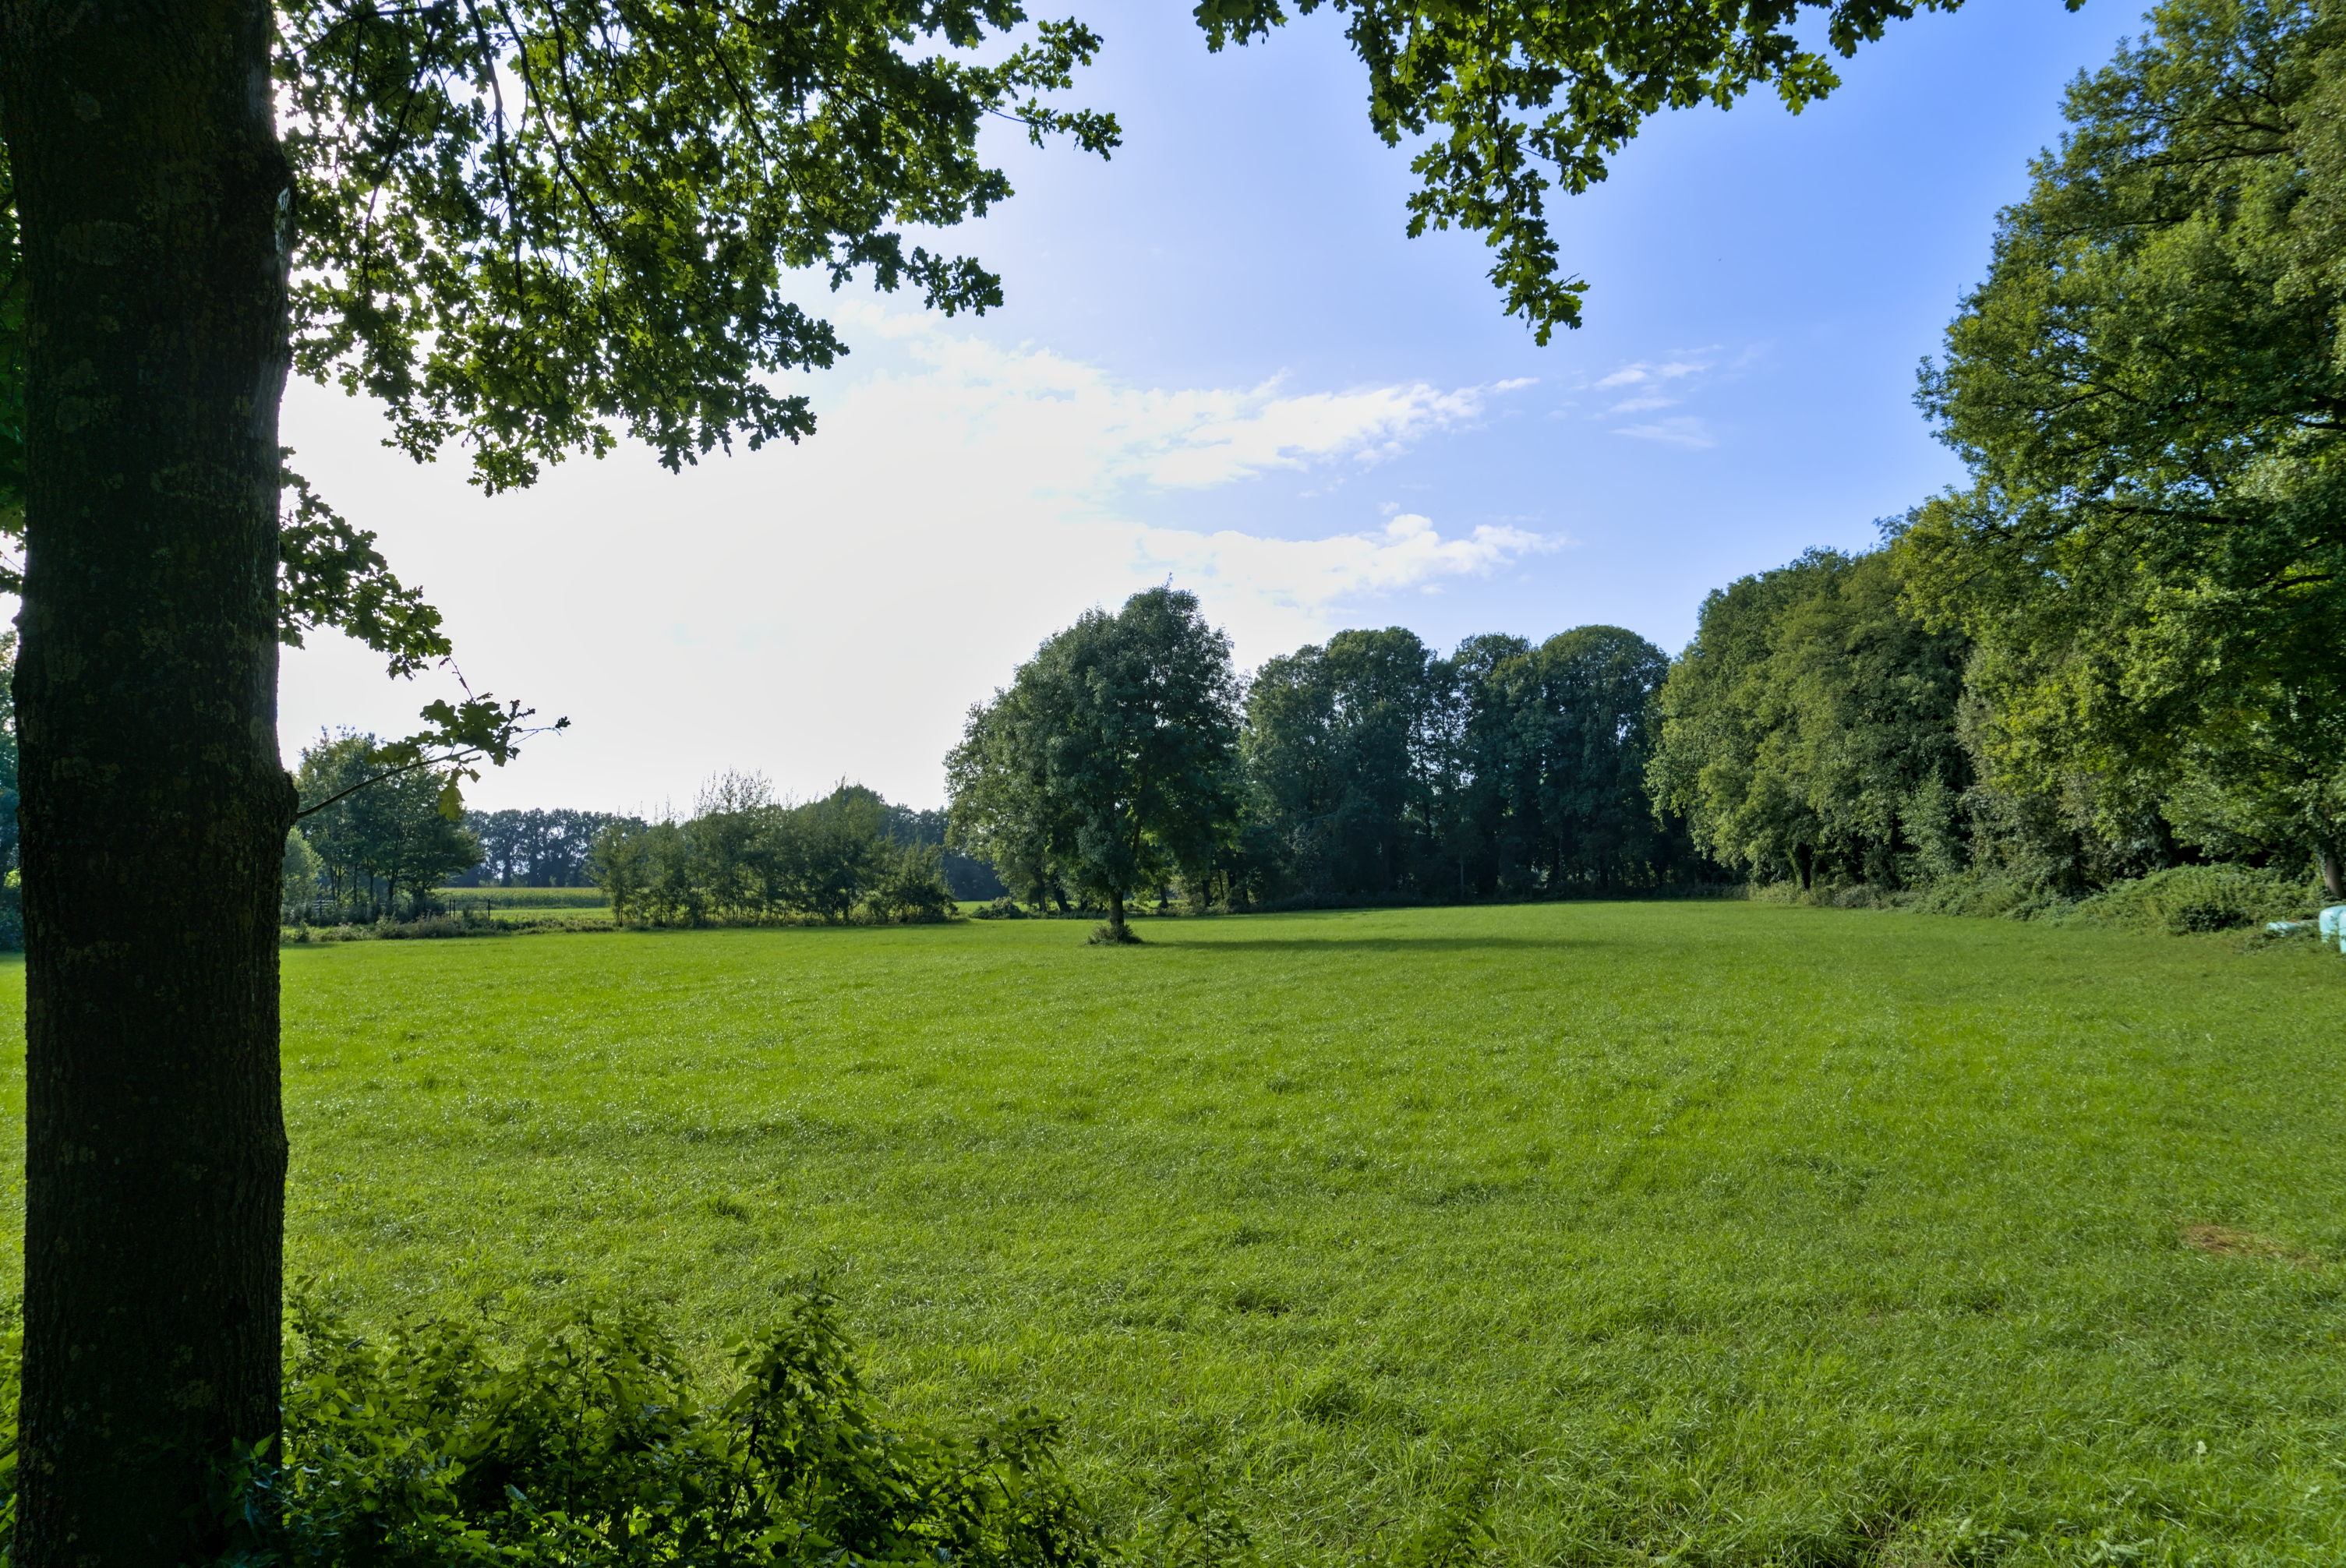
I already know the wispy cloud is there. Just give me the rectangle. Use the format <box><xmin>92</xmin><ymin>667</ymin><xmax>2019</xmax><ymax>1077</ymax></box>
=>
<box><xmin>1137</xmin><ymin>511</ymin><xmax>1562</xmax><ymax>616</ymax></box>
<box><xmin>1594</xmin><ymin>358</ymin><xmax>1712</xmax><ymax>390</ymax></box>
<box><xmin>1612</xmin><ymin>416</ymin><xmax>1716</xmax><ymax>449</ymax></box>
<box><xmin>1579</xmin><ymin>346</ymin><xmax>1745</xmax><ymax>448</ymax></box>
<box><xmin>871</xmin><ymin>320</ymin><xmax>1528</xmax><ymax>491</ymax></box>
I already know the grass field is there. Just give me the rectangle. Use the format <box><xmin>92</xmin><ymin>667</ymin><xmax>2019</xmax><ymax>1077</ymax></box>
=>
<box><xmin>434</xmin><ymin>885</ymin><xmax>612</xmax><ymax>909</ymax></box>
<box><xmin>4</xmin><ymin>902</ymin><xmax>2345</xmax><ymax>1564</ymax></box>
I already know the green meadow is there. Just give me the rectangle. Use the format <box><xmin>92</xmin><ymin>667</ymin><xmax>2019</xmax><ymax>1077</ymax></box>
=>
<box><xmin>6</xmin><ymin>902</ymin><xmax>2346</xmax><ymax>1564</ymax></box>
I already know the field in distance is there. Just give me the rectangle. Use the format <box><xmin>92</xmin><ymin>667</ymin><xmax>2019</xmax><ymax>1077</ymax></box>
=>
<box><xmin>434</xmin><ymin>885</ymin><xmax>610</xmax><ymax>908</ymax></box>
<box><xmin>1</xmin><ymin>903</ymin><xmax>2340</xmax><ymax>1563</ymax></box>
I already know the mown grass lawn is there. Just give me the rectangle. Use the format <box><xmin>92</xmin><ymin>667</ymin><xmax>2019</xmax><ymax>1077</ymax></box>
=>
<box><xmin>5</xmin><ymin>902</ymin><xmax>2344</xmax><ymax>1565</ymax></box>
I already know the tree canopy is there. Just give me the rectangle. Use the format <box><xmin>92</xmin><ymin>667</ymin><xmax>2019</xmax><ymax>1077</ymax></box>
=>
<box><xmin>1648</xmin><ymin>548</ymin><xmax>1971</xmax><ymax>889</ymax></box>
<box><xmin>1901</xmin><ymin>0</ymin><xmax>2346</xmax><ymax>895</ymax></box>
<box><xmin>1198</xmin><ymin>0</ymin><xmax>1977</xmax><ymax>338</ymax></box>
<box><xmin>950</xmin><ymin>587</ymin><xmax>1243</xmax><ymax>939</ymax></box>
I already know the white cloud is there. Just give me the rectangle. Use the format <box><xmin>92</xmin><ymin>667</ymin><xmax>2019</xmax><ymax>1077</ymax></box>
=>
<box><xmin>1136</xmin><ymin>512</ymin><xmax>1560</xmax><ymax>620</ymax></box>
<box><xmin>1588</xmin><ymin>348</ymin><xmax>1746</xmax><ymax>444</ymax></box>
<box><xmin>1594</xmin><ymin>358</ymin><xmax>1710</xmax><ymax>390</ymax></box>
<box><xmin>275</xmin><ymin>317</ymin><xmax>1554</xmax><ymax>810</ymax></box>
<box><xmin>1613</xmin><ymin>416</ymin><xmax>1717</xmax><ymax>449</ymax></box>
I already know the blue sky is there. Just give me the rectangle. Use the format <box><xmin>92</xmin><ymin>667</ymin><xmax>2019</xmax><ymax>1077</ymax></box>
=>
<box><xmin>280</xmin><ymin>0</ymin><xmax>2148</xmax><ymax>812</ymax></box>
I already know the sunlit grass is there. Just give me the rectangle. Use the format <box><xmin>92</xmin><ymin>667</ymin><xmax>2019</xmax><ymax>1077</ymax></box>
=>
<box><xmin>4</xmin><ymin>902</ymin><xmax>2343</xmax><ymax>1563</ymax></box>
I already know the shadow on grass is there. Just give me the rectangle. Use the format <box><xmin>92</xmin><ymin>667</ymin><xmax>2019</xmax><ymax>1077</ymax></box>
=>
<box><xmin>1146</xmin><ymin>934</ymin><xmax>1588</xmax><ymax>952</ymax></box>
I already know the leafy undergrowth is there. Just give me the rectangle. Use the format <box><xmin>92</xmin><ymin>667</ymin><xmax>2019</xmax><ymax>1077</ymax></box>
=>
<box><xmin>1786</xmin><ymin>861</ymin><xmax>2337</xmax><ymax>936</ymax></box>
<box><xmin>0</xmin><ymin>902</ymin><xmax>2341</xmax><ymax>1564</ymax></box>
<box><xmin>234</xmin><ymin>1287</ymin><xmax>1111</xmax><ymax>1567</ymax></box>
<box><xmin>0</xmin><ymin>1290</ymin><xmax>1252</xmax><ymax>1568</ymax></box>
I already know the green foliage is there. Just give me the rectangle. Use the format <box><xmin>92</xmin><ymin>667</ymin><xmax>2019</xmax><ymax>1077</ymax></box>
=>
<box><xmin>200</xmin><ymin>1287</ymin><xmax>1102</xmax><ymax>1568</ymax></box>
<box><xmin>970</xmin><ymin>896</ymin><xmax>1029</xmax><ymax>920</ymax></box>
<box><xmin>1648</xmin><ymin>548</ymin><xmax>1971</xmax><ymax>889</ymax></box>
<box><xmin>949</xmin><ymin>588</ymin><xmax>1242</xmax><ymax>934</ymax></box>
<box><xmin>455</xmin><ymin>808</ymin><xmax>634</xmax><ymax>888</ymax></box>
<box><xmin>2069</xmin><ymin>862</ymin><xmax>2324</xmax><ymax>933</ymax></box>
<box><xmin>1910</xmin><ymin>860</ymin><xmax>2327</xmax><ymax>932</ymax></box>
<box><xmin>282</xmin><ymin>830</ymin><xmax>327</xmax><ymax>923</ymax></box>
<box><xmin>1480</xmin><ymin>625</ymin><xmax>1683</xmax><ymax>892</ymax></box>
<box><xmin>960</xmin><ymin>612</ymin><xmax>1695</xmax><ymax>913</ymax></box>
<box><xmin>1242</xmin><ymin>628</ymin><xmax>1453</xmax><ymax>901</ymax></box>
<box><xmin>297</xmin><ymin>733</ymin><xmax>485</xmax><ymax>923</ymax></box>
<box><xmin>1903</xmin><ymin>0</ymin><xmax>2346</xmax><ymax>892</ymax></box>
<box><xmin>1196</xmin><ymin>0</ymin><xmax>1963</xmax><ymax>341</ymax></box>
<box><xmin>276</xmin><ymin>0</ymin><xmax>1116</xmax><ymax>495</ymax></box>
<box><xmin>591</xmin><ymin>780</ymin><xmax>956</xmax><ymax>927</ymax></box>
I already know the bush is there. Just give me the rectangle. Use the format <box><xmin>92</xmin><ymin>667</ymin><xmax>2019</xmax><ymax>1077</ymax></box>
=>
<box><xmin>0</xmin><ymin>1289</ymin><xmax>1095</xmax><ymax>1567</ymax></box>
<box><xmin>1909</xmin><ymin>868</ymin><xmax>2080</xmax><ymax>922</ymax></box>
<box><xmin>972</xmin><ymin>897</ymin><xmax>1029</xmax><ymax>920</ymax></box>
<box><xmin>0</xmin><ymin>1291</ymin><xmax>1246</xmax><ymax>1568</ymax></box>
<box><xmin>2069</xmin><ymin>863</ymin><xmax>2321</xmax><ymax>935</ymax></box>
<box><xmin>864</xmin><ymin>846</ymin><xmax>958</xmax><ymax>923</ymax></box>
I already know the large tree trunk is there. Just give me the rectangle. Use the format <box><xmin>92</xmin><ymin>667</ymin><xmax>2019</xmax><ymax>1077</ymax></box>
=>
<box><xmin>2</xmin><ymin>0</ymin><xmax>294</xmax><ymax>1556</ymax></box>
<box><xmin>2322</xmin><ymin>847</ymin><xmax>2344</xmax><ymax>905</ymax></box>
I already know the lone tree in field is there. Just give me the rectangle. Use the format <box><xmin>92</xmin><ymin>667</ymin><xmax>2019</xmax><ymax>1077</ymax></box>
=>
<box><xmin>950</xmin><ymin>588</ymin><xmax>1241</xmax><ymax>940</ymax></box>
<box><xmin>0</xmin><ymin>0</ymin><xmax>1970</xmax><ymax>1546</ymax></box>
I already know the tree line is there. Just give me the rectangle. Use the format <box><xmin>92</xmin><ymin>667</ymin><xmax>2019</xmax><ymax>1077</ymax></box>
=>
<box><xmin>945</xmin><ymin>588</ymin><xmax>1706</xmax><ymax>939</ymax></box>
<box><xmin>1882</xmin><ymin>0</ymin><xmax>2342</xmax><ymax>906</ymax></box>
<box><xmin>285</xmin><ymin>741</ymin><xmax>999</xmax><ymax>925</ymax></box>
<box><xmin>587</xmin><ymin>776</ymin><xmax>959</xmax><ymax>926</ymax></box>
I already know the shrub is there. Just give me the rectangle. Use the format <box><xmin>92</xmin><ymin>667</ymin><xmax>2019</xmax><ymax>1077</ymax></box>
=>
<box><xmin>172</xmin><ymin>1289</ymin><xmax>1098</xmax><ymax>1566</ymax></box>
<box><xmin>864</xmin><ymin>846</ymin><xmax>958</xmax><ymax>923</ymax></box>
<box><xmin>0</xmin><ymin>1292</ymin><xmax>1242</xmax><ymax>1568</ymax></box>
<box><xmin>2069</xmin><ymin>863</ymin><xmax>2321</xmax><ymax>935</ymax></box>
<box><xmin>1909</xmin><ymin>868</ymin><xmax>2079</xmax><ymax>922</ymax></box>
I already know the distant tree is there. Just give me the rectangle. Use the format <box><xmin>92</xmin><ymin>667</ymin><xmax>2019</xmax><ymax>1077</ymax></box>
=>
<box><xmin>1243</xmin><ymin>629</ymin><xmax>1454</xmax><ymax>899</ymax></box>
<box><xmin>882</xmin><ymin>801</ymin><xmax>1005</xmax><ymax>900</ymax></box>
<box><xmin>1499</xmin><ymin>627</ymin><xmax>1679</xmax><ymax>892</ymax></box>
<box><xmin>295</xmin><ymin>733</ymin><xmax>482</xmax><ymax>918</ymax></box>
<box><xmin>867</xmin><ymin>843</ymin><xmax>961</xmax><ymax>921</ymax></box>
<box><xmin>586</xmin><ymin>782</ymin><xmax>945</xmax><ymax>925</ymax></box>
<box><xmin>949</xmin><ymin>682</ymin><xmax>1071</xmax><ymax>912</ymax></box>
<box><xmin>586</xmin><ymin>820</ymin><xmax>653</xmax><ymax>923</ymax></box>
<box><xmin>453</xmin><ymin>806</ymin><xmax>633</xmax><ymax>887</ymax></box>
<box><xmin>949</xmin><ymin>588</ymin><xmax>1242</xmax><ymax>940</ymax></box>
<box><xmin>280</xmin><ymin>831</ymin><xmax>325</xmax><ymax>924</ymax></box>
<box><xmin>1234</xmin><ymin>623</ymin><xmax>1692</xmax><ymax>902</ymax></box>
<box><xmin>1446</xmin><ymin>633</ymin><xmax>1536</xmax><ymax>895</ymax></box>
<box><xmin>294</xmin><ymin>734</ymin><xmax>377</xmax><ymax>916</ymax></box>
<box><xmin>770</xmin><ymin>786</ymin><xmax>897</xmax><ymax>923</ymax></box>
<box><xmin>1648</xmin><ymin>549</ymin><xmax>1970</xmax><ymax>889</ymax></box>
<box><xmin>463</xmin><ymin>810</ymin><xmax>529</xmax><ymax>887</ymax></box>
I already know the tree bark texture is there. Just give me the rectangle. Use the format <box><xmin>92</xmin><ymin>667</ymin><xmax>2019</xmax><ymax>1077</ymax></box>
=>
<box><xmin>2</xmin><ymin>0</ymin><xmax>293</xmax><ymax>1556</ymax></box>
